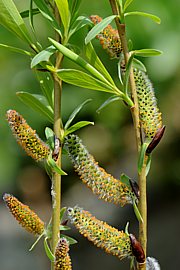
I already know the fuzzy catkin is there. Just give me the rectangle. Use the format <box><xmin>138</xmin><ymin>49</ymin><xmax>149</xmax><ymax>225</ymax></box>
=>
<box><xmin>55</xmin><ymin>238</ymin><xmax>72</xmax><ymax>270</ymax></box>
<box><xmin>3</xmin><ymin>193</ymin><xmax>44</xmax><ymax>235</ymax></box>
<box><xmin>64</xmin><ymin>134</ymin><xmax>136</xmax><ymax>206</ymax></box>
<box><xmin>67</xmin><ymin>206</ymin><xmax>132</xmax><ymax>260</ymax></box>
<box><xmin>90</xmin><ymin>15</ymin><xmax>122</xmax><ymax>58</ymax></box>
<box><xmin>7</xmin><ymin>110</ymin><xmax>50</xmax><ymax>161</ymax></box>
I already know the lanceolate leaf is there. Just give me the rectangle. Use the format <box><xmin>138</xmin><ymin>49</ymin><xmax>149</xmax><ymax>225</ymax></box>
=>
<box><xmin>57</xmin><ymin>69</ymin><xmax>115</xmax><ymax>93</ymax></box>
<box><xmin>64</xmin><ymin>121</ymin><xmax>94</xmax><ymax>136</ymax></box>
<box><xmin>134</xmin><ymin>49</ymin><xmax>162</xmax><ymax>57</ymax></box>
<box><xmin>85</xmin><ymin>42</ymin><xmax>115</xmax><ymax>85</ymax></box>
<box><xmin>123</xmin><ymin>0</ymin><xmax>134</xmax><ymax>12</ymax></box>
<box><xmin>31</xmin><ymin>46</ymin><xmax>56</xmax><ymax>68</ymax></box>
<box><xmin>44</xmin><ymin>238</ymin><xmax>55</xmax><ymax>262</ymax></box>
<box><xmin>132</xmin><ymin>58</ymin><xmax>146</xmax><ymax>72</ymax></box>
<box><xmin>85</xmin><ymin>15</ymin><xmax>117</xmax><ymax>44</ymax></box>
<box><xmin>138</xmin><ymin>142</ymin><xmax>150</xmax><ymax>174</ymax></box>
<box><xmin>96</xmin><ymin>96</ymin><xmax>120</xmax><ymax>113</ymax></box>
<box><xmin>54</xmin><ymin>0</ymin><xmax>70</xmax><ymax>33</ymax></box>
<box><xmin>16</xmin><ymin>92</ymin><xmax>54</xmax><ymax>123</ymax></box>
<box><xmin>20</xmin><ymin>8</ymin><xmax>40</xmax><ymax>18</ymax></box>
<box><xmin>0</xmin><ymin>0</ymin><xmax>33</xmax><ymax>44</ymax></box>
<box><xmin>64</xmin><ymin>99</ymin><xmax>92</xmax><ymax>130</ymax></box>
<box><xmin>0</xmin><ymin>44</ymin><xmax>32</xmax><ymax>56</ymax></box>
<box><xmin>123</xmin><ymin>53</ymin><xmax>135</xmax><ymax>95</ymax></box>
<box><xmin>36</xmin><ymin>71</ymin><xmax>54</xmax><ymax>108</ymax></box>
<box><xmin>125</xmin><ymin>11</ymin><xmax>161</xmax><ymax>24</ymax></box>
<box><xmin>47</xmin><ymin>157</ymin><xmax>67</xmax><ymax>175</ymax></box>
<box><xmin>60</xmin><ymin>234</ymin><xmax>77</xmax><ymax>245</ymax></box>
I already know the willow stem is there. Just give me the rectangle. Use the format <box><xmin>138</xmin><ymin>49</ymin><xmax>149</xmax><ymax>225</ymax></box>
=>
<box><xmin>109</xmin><ymin>1</ymin><xmax>146</xmax><ymax>269</ymax></box>
<box><xmin>51</xmin><ymin>3</ymin><xmax>63</xmax><ymax>270</ymax></box>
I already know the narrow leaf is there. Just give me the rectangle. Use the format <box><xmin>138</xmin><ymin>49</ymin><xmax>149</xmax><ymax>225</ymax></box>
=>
<box><xmin>138</xmin><ymin>142</ymin><xmax>150</xmax><ymax>174</ymax></box>
<box><xmin>60</xmin><ymin>225</ymin><xmax>70</xmax><ymax>231</ymax></box>
<box><xmin>45</xmin><ymin>127</ymin><xmax>54</xmax><ymax>149</ymax></box>
<box><xmin>48</xmin><ymin>38</ymin><xmax>112</xmax><ymax>85</ymax></box>
<box><xmin>64</xmin><ymin>121</ymin><xmax>94</xmax><ymax>136</ymax></box>
<box><xmin>123</xmin><ymin>53</ymin><xmax>135</xmax><ymax>95</ymax></box>
<box><xmin>60</xmin><ymin>234</ymin><xmax>77</xmax><ymax>245</ymax></box>
<box><xmin>134</xmin><ymin>49</ymin><xmax>162</xmax><ymax>57</ymax></box>
<box><xmin>36</xmin><ymin>71</ymin><xmax>54</xmax><ymax>107</ymax></box>
<box><xmin>133</xmin><ymin>202</ymin><xmax>143</xmax><ymax>223</ymax></box>
<box><xmin>29</xmin><ymin>233</ymin><xmax>44</xmax><ymax>251</ymax></box>
<box><xmin>69</xmin><ymin>16</ymin><xmax>93</xmax><ymax>38</ymax></box>
<box><xmin>124</xmin><ymin>0</ymin><xmax>134</xmax><ymax>12</ymax></box>
<box><xmin>57</xmin><ymin>69</ymin><xmax>115</xmax><ymax>93</ymax></box>
<box><xmin>47</xmin><ymin>157</ymin><xmax>67</xmax><ymax>175</ymax></box>
<box><xmin>146</xmin><ymin>155</ymin><xmax>152</xmax><ymax>176</ymax></box>
<box><xmin>16</xmin><ymin>92</ymin><xmax>54</xmax><ymax>123</ymax></box>
<box><xmin>44</xmin><ymin>238</ymin><xmax>55</xmax><ymax>262</ymax></box>
<box><xmin>0</xmin><ymin>43</ymin><xmax>32</xmax><ymax>56</ymax></box>
<box><xmin>29</xmin><ymin>0</ymin><xmax>35</xmax><ymax>31</ymax></box>
<box><xmin>96</xmin><ymin>96</ymin><xmax>120</xmax><ymax>113</ymax></box>
<box><xmin>20</xmin><ymin>8</ymin><xmax>40</xmax><ymax>18</ymax></box>
<box><xmin>31</xmin><ymin>46</ymin><xmax>56</xmax><ymax>68</ymax></box>
<box><xmin>85</xmin><ymin>42</ymin><xmax>115</xmax><ymax>85</ymax></box>
<box><xmin>60</xmin><ymin>207</ymin><xmax>67</xmax><ymax>221</ymax></box>
<box><xmin>64</xmin><ymin>99</ymin><xmax>92</xmax><ymax>130</ymax></box>
<box><xmin>85</xmin><ymin>15</ymin><xmax>117</xmax><ymax>44</ymax></box>
<box><xmin>132</xmin><ymin>58</ymin><xmax>146</xmax><ymax>72</ymax></box>
<box><xmin>125</xmin><ymin>11</ymin><xmax>161</xmax><ymax>24</ymax></box>
<box><xmin>0</xmin><ymin>0</ymin><xmax>33</xmax><ymax>43</ymax></box>
<box><xmin>54</xmin><ymin>0</ymin><xmax>70</xmax><ymax>32</ymax></box>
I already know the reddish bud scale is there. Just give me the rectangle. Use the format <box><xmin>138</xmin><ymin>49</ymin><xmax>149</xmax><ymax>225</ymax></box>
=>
<box><xmin>67</xmin><ymin>206</ymin><xmax>132</xmax><ymax>260</ymax></box>
<box><xmin>65</xmin><ymin>134</ymin><xmax>136</xmax><ymax>206</ymax></box>
<box><xmin>55</xmin><ymin>238</ymin><xmax>72</xmax><ymax>270</ymax></box>
<box><xmin>3</xmin><ymin>193</ymin><xmax>44</xmax><ymax>235</ymax></box>
<box><xmin>7</xmin><ymin>110</ymin><xmax>50</xmax><ymax>161</ymax></box>
<box><xmin>90</xmin><ymin>15</ymin><xmax>122</xmax><ymax>58</ymax></box>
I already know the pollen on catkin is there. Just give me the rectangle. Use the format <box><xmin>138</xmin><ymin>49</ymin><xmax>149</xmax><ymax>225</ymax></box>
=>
<box><xmin>7</xmin><ymin>110</ymin><xmax>50</xmax><ymax>161</ymax></box>
<box><xmin>3</xmin><ymin>193</ymin><xmax>45</xmax><ymax>235</ymax></box>
<box><xmin>90</xmin><ymin>15</ymin><xmax>122</xmax><ymax>58</ymax></box>
<box><xmin>67</xmin><ymin>206</ymin><xmax>132</xmax><ymax>260</ymax></box>
<box><xmin>55</xmin><ymin>238</ymin><xmax>72</xmax><ymax>270</ymax></box>
<box><xmin>64</xmin><ymin>134</ymin><xmax>136</xmax><ymax>206</ymax></box>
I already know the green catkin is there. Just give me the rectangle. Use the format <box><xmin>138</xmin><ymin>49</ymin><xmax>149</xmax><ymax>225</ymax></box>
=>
<box><xmin>6</xmin><ymin>110</ymin><xmax>50</xmax><ymax>161</ymax></box>
<box><xmin>90</xmin><ymin>15</ymin><xmax>163</xmax><ymax>139</ymax></box>
<box><xmin>55</xmin><ymin>238</ymin><xmax>72</xmax><ymax>270</ymax></box>
<box><xmin>64</xmin><ymin>134</ymin><xmax>136</xmax><ymax>206</ymax></box>
<box><xmin>67</xmin><ymin>206</ymin><xmax>132</xmax><ymax>260</ymax></box>
<box><xmin>3</xmin><ymin>193</ymin><xmax>45</xmax><ymax>235</ymax></box>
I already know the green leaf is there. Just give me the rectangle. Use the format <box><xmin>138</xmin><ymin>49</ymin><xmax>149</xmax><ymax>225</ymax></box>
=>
<box><xmin>0</xmin><ymin>0</ymin><xmax>33</xmax><ymax>43</ymax></box>
<box><xmin>64</xmin><ymin>121</ymin><xmax>94</xmax><ymax>136</ymax></box>
<box><xmin>133</xmin><ymin>201</ymin><xmax>143</xmax><ymax>223</ymax></box>
<box><xmin>45</xmin><ymin>127</ymin><xmax>54</xmax><ymax>150</ymax></box>
<box><xmin>44</xmin><ymin>238</ymin><xmax>55</xmax><ymax>262</ymax></box>
<box><xmin>16</xmin><ymin>92</ymin><xmax>54</xmax><ymax>123</ymax></box>
<box><xmin>125</xmin><ymin>11</ymin><xmax>161</xmax><ymax>24</ymax></box>
<box><xmin>146</xmin><ymin>155</ymin><xmax>152</xmax><ymax>176</ymax></box>
<box><xmin>31</xmin><ymin>46</ymin><xmax>56</xmax><ymax>68</ymax></box>
<box><xmin>64</xmin><ymin>99</ymin><xmax>92</xmax><ymax>130</ymax></box>
<box><xmin>60</xmin><ymin>234</ymin><xmax>77</xmax><ymax>245</ymax></box>
<box><xmin>57</xmin><ymin>69</ymin><xmax>115</xmax><ymax>93</ymax></box>
<box><xmin>69</xmin><ymin>16</ymin><xmax>92</xmax><ymax>38</ymax></box>
<box><xmin>60</xmin><ymin>207</ymin><xmax>67</xmax><ymax>221</ymax></box>
<box><xmin>20</xmin><ymin>8</ymin><xmax>40</xmax><ymax>18</ymax></box>
<box><xmin>29</xmin><ymin>233</ymin><xmax>44</xmax><ymax>251</ymax></box>
<box><xmin>36</xmin><ymin>71</ymin><xmax>54</xmax><ymax>107</ymax></box>
<box><xmin>0</xmin><ymin>43</ymin><xmax>32</xmax><ymax>56</ymax></box>
<box><xmin>96</xmin><ymin>96</ymin><xmax>120</xmax><ymax>113</ymax></box>
<box><xmin>60</xmin><ymin>225</ymin><xmax>70</xmax><ymax>231</ymax></box>
<box><xmin>33</xmin><ymin>0</ymin><xmax>61</xmax><ymax>35</ymax></box>
<box><xmin>47</xmin><ymin>157</ymin><xmax>67</xmax><ymax>175</ymax></box>
<box><xmin>138</xmin><ymin>142</ymin><xmax>150</xmax><ymax>174</ymax></box>
<box><xmin>84</xmin><ymin>42</ymin><xmax>115</xmax><ymax>85</ymax></box>
<box><xmin>29</xmin><ymin>0</ymin><xmax>35</xmax><ymax>31</ymax></box>
<box><xmin>133</xmin><ymin>49</ymin><xmax>162</xmax><ymax>57</ymax></box>
<box><xmin>120</xmin><ymin>173</ymin><xmax>131</xmax><ymax>187</ymax></box>
<box><xmin>123</xmin><ymin>53</ymin><xmax>135</xmax><ymax>95</ymax></box>
<box><xmin>124</xmin><ymin>0</ymin><xmax>134</xmax><ymax>12</ymax></box>
<box><xmin>132</xmin><ymin>58</ymin><xmax>146</xmax><ymax>72</ymax></box>
<box><xmin>85</xmin><ymin>15</ymin><xmax>117</xmax><ymax>44</ymax></box>
<box><xmin>54</xmin><ymin>0</ymin><xmax>70</xmax><ymax>33</ymax></box>
<box><xmin>48</xmin><ymin>39</ymin><xmax>113</xmax><ymax>86</ymax></box>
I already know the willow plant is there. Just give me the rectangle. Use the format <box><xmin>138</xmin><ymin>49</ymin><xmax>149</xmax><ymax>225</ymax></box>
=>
<box><xmin>1</xmin><ymin>0</ymin><xmax>164</xmax><ymax>270</ymax></box>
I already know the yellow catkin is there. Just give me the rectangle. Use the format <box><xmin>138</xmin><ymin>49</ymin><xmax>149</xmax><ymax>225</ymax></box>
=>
<box><xmin>65</xmin><ymin>134</ymin><xmax>137</xmax><ymax>206</ymax></box>
<box><xmin>7</xmin><ymin>110</ymin><xmax>50</xmax><ymax>161</ymax></box>
<box><xmin>67</xmin><ymin>206</ymin><xmax>132</xmax><ymax>260</ymax></box>
<box><xmin>3</xmin><ymin>193</ymin><xmax>44</xmax><ymax>235</ymax></box>
<box><xmin>55</xmin><ymin>238</ymin><xmax>72</xmax><ymax>270</ymax></box>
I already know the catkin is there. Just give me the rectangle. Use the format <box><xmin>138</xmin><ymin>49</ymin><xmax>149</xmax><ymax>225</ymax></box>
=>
<box><xmin>55</xmin><ymin>238</ymin><xmax>72</xmax><ymax>270</ymax></box>
<box><xmin>65</xmin><ymin>134</ymin><xmax>136</xmax><ymax>206</ymax></box>
<box><xmin>3</xmin><ymin>193</ymin><xmax>44</xmax><ymax>235</ymax></box>
<box><xmin>7</xmin><ymin>110</ymin><xmax>50</xmax><ymax>161</ymax></box>
<box><xmin>67</xmin><ymin>206</ymin><xmax>132</xmax><ymax>260</ymax></box>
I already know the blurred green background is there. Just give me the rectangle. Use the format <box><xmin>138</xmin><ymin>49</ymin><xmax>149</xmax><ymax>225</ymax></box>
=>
<box><xmin>0</xmin><ymin>0</ymin><xmax>180</xmax><ymax>269</ymax></box>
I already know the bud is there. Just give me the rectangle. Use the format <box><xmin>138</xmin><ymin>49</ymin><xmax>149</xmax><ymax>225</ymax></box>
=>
<box><xmin>65</xmin><ymin>134</ymin><xmax>136</xmax><ymax>206</ymax></box>
<box><xmin>7</xmin><ymin>110</ymin><xmax>50</xmax><ymax>161</ymax></box>
<box><xmin>67</xmin><ymin>206</ymin><xmax>132</xmax><ymax>260</ymax></box>
<box><xmin>90</xmin><ymin>15</ymin><xmax>122</xmax><ymax>58</ymax></box>
<box><xmin>146</xmin><ymin>126</ymin><xmax>165</xmax><ymax>154</ymax></box>
<box><xmin>55</xmin><ymin>238</ymin><xmax>72</xmax><ymax>270</ymax></box>
<box><xmin>3</xmin><ymin>193</ymin><xmax>44</xmax><ymax>235</ymax></box>
<box><xmin>129</xmin><ymin>234</ymin><xmax>145</xmax><ymax>264</ymax></box>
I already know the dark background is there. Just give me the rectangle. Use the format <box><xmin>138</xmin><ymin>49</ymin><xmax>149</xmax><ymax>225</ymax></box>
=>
<box><xmin>0</xmin><ymin>0</ymin><xmax>180</xmax><ymax>269</ymax></box>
